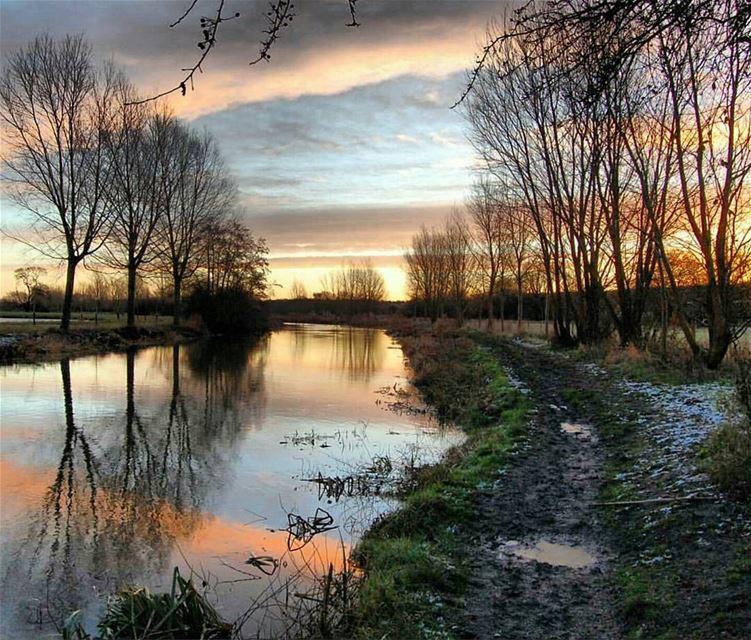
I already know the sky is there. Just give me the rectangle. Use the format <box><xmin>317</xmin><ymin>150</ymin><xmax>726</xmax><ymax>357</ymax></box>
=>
<box><xmin>0</xmin><ymin>0</ymin><xmax>509</xmax><ymax>299</ymax></box>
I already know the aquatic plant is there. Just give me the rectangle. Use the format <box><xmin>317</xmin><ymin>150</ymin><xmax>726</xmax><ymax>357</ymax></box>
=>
<box><xmin>62</xmin><ymin>567</ymin><xmax>231</xmax><ymax>639</ymax></box>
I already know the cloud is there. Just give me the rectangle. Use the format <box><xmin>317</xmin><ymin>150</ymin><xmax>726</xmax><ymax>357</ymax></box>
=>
<box><xmin>0</xmin><ymin>0</ymin><xmax>510</xmax><ymax>118</ymax></box>
<box><xmin>243</xmin><ymin>202</ymin><xmax>454</xmax><ymax>258</ymax></box>
<box><xmin>196</xmin><ymin>73</ymin><xmax>475</xmax><ymax>213</ymax></box>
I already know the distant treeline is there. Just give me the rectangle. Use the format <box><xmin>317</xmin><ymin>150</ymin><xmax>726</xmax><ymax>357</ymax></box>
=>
<box><xmin>267</xmin><ymin>283</ymin><xmax>748</xmax><ymax>335</ymax></box>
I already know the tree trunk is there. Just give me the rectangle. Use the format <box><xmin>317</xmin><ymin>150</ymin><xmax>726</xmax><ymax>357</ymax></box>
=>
<box><xmin>127</xmin><ymin>264</ymin><xmax>137</xmax><ymax>327</ymax></box>
<box><xmin>517</xmin><ymin>279</ymin><xmax>523</xmax><ymax>332</ymax></box>
<box><xmin>60</xmin><ymin>259</ymin><xmax>77</xmax><ymax>332</ymax></box>
<box><xmin>499</xmin><ymin>290</ymin><xmax>505</xmax><ymax>333</ymax></box>
<box><xmin>705</xmin><ymin>290</ymin><xmax>731</xmax><ymax>369</ymax></box>
<box><xmin>172</xmin><ymin>278</ymin><xmax>182</xmax><ymax>328</ymax></box>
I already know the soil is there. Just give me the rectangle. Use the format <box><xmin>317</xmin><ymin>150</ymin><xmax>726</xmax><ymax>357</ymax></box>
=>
<box><xmin>0</xmin><ymin>325</ymin><xmax>202</xmax><ymax>364</ymax></box>
<box><xmin>456</xmin><ymin>337</ymin><xmax>751</xmax><ymax>640</ymax></box>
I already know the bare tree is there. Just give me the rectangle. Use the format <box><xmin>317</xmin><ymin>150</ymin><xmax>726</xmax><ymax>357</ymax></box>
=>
<box><xmin>201</xmin><ymin>216</ymin><xmax>270</xmax><ymax>298</ymax></box>
<box><xmin>290</xmin><ymin>278</ymin><xmax>308</xmax><ymax>299</ymax></box>
<box><xmin>404</xmin><ymin>218</ymin><xmax>474</xmax><ymax>324</ymax></box>
<box><xmin>156</xmin><ymin>121</ymin><xmax>235</xmax><ymax>325</ymax></box>
<box><xmin>13</xmin><ymin>266</ymin><xmax>47</xmax><ymax>323</ymax></box>
<box><xmin>443</xmin><ymin>211</ymin><xmax>475</xmax><ymax>326</ymax></box>
<box><xmin>1</xmin><ymin>35</ymin><xmax>117</xmax><ymax>331</ymax></box>
<box><xmin>404</xmin><ymin>225</ymin><xmax>447</xmax><ymax>323</ymax></box>
<box><xmin>100</xmin><ymin>79</ymin><xmax>166</xmax><ymax>327</ymax></box>
<box><xmin>465</xmin><ymin>28</ymin><xmax>585</xmax><ymax>344</ymax></box>
<box><xmin>321</xmin><ymin>260</ymin><xmax>386</xmax><ymax>312</ymax></box>
<box><xmin>80</xmin><ymin>270</ymin><xmax>109</xmax><ymax>324</ymax></box>
<box><xmin>468</xmin><ymin>178</ymin><xmax>506</xmax><ymax>328</ymax></box>
<box><xmin>653</xmin><ymin>3</ymin><xmax>751</xmax><ymax>367</ymax></box>
<box><xmin>499</xmin><ymin>198</ymin><xmax>532</xmax><ymax>331</ymax></box>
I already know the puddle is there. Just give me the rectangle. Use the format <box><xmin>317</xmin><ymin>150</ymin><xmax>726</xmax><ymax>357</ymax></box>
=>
<box><xmin>500</xmin><ymin>540</ymin><xmax>597</xmax><ymax>569</ymax></box>
<box><xmin>561</xmin><ymin>422</ymin><xmax>593</xmax><ymax>439</ymax></box>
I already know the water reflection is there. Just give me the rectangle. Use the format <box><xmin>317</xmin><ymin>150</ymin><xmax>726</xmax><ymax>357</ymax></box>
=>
<box><xmin>0</xmin><ymin>326</ymin><xmax>455</xmax><ymax>638</ymax></box>
<box><xmin>2</xmin><ymin>340</ymin><xmax>266</xmax><ymax>635</ymax></box>
<box><xmin>286</xmin><ymin>324</ymin><xmax>383</xmax><ymax>381</ymax></box>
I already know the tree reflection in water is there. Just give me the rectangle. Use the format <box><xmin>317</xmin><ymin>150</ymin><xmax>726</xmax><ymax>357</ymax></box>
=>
<box><xmin>287</xmin><ymin>324</ymin><xmax>385</xmax><ymax>382</ymax></box>
<box><xmin>330</xmin><ymin>327</ymin><xmax>383</xmax><ymax>382</ymax></box>
<box><xmin>6</xmin><ymin>339</ymin><xmax>266</xmax><ymax>633</ymax></box>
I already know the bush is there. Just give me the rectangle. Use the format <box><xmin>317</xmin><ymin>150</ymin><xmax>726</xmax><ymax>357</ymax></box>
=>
<box><xmin>705</xmin><ymin>422</ymin><xmax>751</xmax><ymax>500</ymax></box>
<box><xmin>706</xmin><ymin>354</ymin><xmax>751</xmax><ymax>500</ymax></box>
<box><xmin>186</xmin><ymin>285</ymin><xmax>267</xmax><ymax>335</ymax></box>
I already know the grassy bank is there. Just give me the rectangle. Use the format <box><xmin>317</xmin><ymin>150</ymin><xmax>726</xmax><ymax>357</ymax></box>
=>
<box><xmin>328</xmin><ymin>330</ymin><xmax>530</xmax><ymax>640</ymax></box>
<box><xmin>0</xmin><ymin>323</ymin><xmax>202</xmax><ymax>364</ymax></box>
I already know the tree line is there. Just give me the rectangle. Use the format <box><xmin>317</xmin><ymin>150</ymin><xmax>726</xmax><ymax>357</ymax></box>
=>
<box><xmin>420</xmin><ymin>0</ymin><xmax>751</xmax><ymax>369</ymax></box>
<box><xmin>1</xmin><ymin>35</ymin><xmax>269</xmax><ymax>332</ymax></box>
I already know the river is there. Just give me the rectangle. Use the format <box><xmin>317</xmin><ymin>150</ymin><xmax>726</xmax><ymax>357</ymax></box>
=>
<box><xmin>0</xmin><ymin>324</ymin><xmax>458</xmax><ymax>638</ymax></box>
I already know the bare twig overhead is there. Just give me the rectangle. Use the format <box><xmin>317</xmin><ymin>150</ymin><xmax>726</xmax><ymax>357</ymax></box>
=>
<box><xmin>347</xmin><ymin>0</ymin><xmax>361</xmax><ymax>27</ymax></box>
<box><xmin>249</xmin><ymin>0</ymin><xmax>296</xmax><ymax>66</ymax></box>
<box><xmin>131</xmin><ymin>0</ymin><xmax>363</xmax><ymax>105</ymax></box>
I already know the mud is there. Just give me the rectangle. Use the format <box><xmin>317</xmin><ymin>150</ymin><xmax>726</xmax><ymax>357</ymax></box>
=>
<box><xmin>456</xmin><ymin>338</ymin><xmax>750</xmax><ymax>640</ymax></box>
<box><xmin>500</xmin><ymin>540</ymin><xmax>597</xmax><ymax>569</ymax></box>
<box><xmin>458</xmin><ymin>339</ymin><xmax>619</xmax><ymax>640</ymax></box>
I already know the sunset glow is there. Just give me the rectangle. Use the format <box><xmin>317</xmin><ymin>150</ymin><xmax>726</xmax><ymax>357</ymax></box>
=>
<box><xmin>0</xmin><ymin>0</ymin><xmax>507</xmax><ymax>299</ymax></box>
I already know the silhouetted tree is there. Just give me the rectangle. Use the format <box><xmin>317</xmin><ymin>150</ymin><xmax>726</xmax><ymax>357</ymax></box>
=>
<box><xmin>13</xmin><ymin>266</ymin><xmax>47</xmax><ymax>322</ymax></box>
<box><xmin>101</xmin><ymin>79</ymin><xmax>167</xmax><ymax>327</ymax></box>
<box><xmin>156</xmin><ymin>121</ymin><xmax>235</xmax><ymax>326</ymax></box>
<box><xmin>1</xmin><ymin>35</ymin><xmax>118</xmax><ymax>331</ymax></box>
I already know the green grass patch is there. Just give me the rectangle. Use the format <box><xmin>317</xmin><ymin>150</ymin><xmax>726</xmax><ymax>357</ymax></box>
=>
<box><xmin>560</xmin><ymin>386</ymin><xmax>598</xmax><ymax>410</ymax></box>
<box><xmin>616</xmin><ymin>564</ymin><xmax>677</xmax><ymax>631</ymax></box>
<box><xmin>727</xmin><ymin>547</ymin><xmax>751</xmax><ymax>585</ymax></box>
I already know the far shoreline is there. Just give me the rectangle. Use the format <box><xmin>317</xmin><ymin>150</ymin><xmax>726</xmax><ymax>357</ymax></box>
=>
<box><xmin>0</xmin><ymin>324</ymin><xmax>206</xmax><ymax>366</ymax></box>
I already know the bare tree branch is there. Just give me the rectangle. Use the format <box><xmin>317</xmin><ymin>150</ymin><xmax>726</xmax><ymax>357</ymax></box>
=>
<box><xmin>131</xmin><ymin>0</ymin><xmax>363</xmax><ymax>104</ymax></box>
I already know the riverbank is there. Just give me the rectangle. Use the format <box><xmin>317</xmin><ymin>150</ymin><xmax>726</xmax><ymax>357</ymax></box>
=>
<box><xmin>29</xmin><ymin>323</ymin><xmax>749</xmax><ymax>639</ymax></box>
<box><xmin>327</xmin><ymin>329</ymin><xmax>750</xmax><ymax>639</ymax></box>
<box><xmin>329</xmin><ymin>331</ymin><xmax>531</xmax><ymax>639</ymax></box>
<box><xmin>0</xmin><ymin>325</ymin><xmax>204</xmax><ymax>365</ymax></box>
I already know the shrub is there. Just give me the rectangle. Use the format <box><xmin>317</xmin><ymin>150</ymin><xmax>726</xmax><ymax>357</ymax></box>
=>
<box><xmin>706</xmin><ymin>354</ymin><xmax>751</xmax><ymax>500</ymax></box>
<box><xmin>186</xmin><ymin>285</ymin><xmax>267</xmax><ymax>335</ymax></box>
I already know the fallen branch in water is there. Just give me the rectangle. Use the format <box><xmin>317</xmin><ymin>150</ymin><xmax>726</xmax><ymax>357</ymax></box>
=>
<box><xmin>595</xmin><ymin>494</ymin><xmax>715</xmax><ymax>507</ymax></box>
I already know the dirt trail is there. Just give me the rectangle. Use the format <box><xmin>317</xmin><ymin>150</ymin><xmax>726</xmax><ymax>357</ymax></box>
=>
<box><xmin>459</xmin><ymin>339</ymin><xmax>621</xmax><ymax>640</ymax></box>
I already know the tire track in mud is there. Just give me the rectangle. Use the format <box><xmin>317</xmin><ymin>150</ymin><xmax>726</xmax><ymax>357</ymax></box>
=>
<box><xmin>459</xmin><ymin>339</ymin><xmax>621</xmax><ymax>640</ymax></box>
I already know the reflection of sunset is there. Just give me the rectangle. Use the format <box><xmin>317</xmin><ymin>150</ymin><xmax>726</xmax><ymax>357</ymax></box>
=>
<box><xmin>184</xmin><ymin>514</ymin><xmax>349</xmax><ymax>572</ymax></box>
<box><xmin>0</xmin><ymin>327</ymin><xmax>452</xmax><ymax>635</ymax></box>
<box><xmin>0</xmin><ymin>459</ymin><xmax>51</xmax><ymax>520</ymax></box>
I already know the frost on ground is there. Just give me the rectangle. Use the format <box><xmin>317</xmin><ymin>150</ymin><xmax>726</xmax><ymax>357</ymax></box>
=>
<box><xmin>616</xmin><ymin>377</ymin><xmax>735</xmax><ymax>495</ymax></box>
<box><xmin>503</xmin><ymin>364</ymin><xmax>530</xmax><ymax>395</ymax></box>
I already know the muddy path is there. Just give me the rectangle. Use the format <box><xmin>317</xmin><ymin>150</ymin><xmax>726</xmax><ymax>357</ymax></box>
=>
<box><xmin>457</xmin><ymin>336</ymin><xmax>751</xmax><ymax>640</ymax></box>
<box><xmin>459</xmin><ymin>338</ymin><xmax>621</xmax><ymax>639</ymax></box>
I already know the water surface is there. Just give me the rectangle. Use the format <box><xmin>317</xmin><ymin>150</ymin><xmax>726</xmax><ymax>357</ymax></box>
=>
<box><xmin>0</xmin><ymin>324</ymin><xmax>456</xmax><ymax>637</ymax></box>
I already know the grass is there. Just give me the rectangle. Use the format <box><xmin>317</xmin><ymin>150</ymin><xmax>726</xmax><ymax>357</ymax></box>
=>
<box><xmin>702</xmin><ymin>354</ymin><xmax>751</xmax><ymax>504</ymax></box>
<box><xmin>329</xmin><ymin>331</ymin><xmax>530</xmax><ymax>640</ymax></box>
<box><xmin>62</xmin><ymin>568</ymin><xmax>231</xmax><ymax>640</ymax></box>
<box><xmin>0</xmin><ymin>311</ymin><xmax>173</xmax><ymax>335</ymax></box>
<box><xmin>704</xmin><ymin>421</ymin><xmax>751</xmax><ymax>503</ymax></box>
<box><xmin>591</xmin><ymin>366</ymin><xmax>751</xmax><ymax>639</ymax></box>
<box><xmin>0</xmin><ymin>319</ymin><xmax>197</xmax><ymax>365</ymax></box>
<box><xmin>568</xmin><ymin>339</ymin><xmax>735</xmax><ymax>385</ymax></box>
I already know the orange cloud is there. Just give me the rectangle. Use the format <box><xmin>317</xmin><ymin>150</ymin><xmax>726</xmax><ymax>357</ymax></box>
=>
<box><xmin>151</xmin><ymin>22</ymin><xmax>486</xmax><ymax>119</ymax></box>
